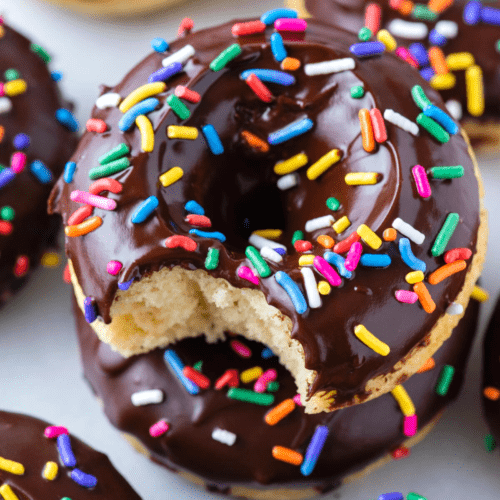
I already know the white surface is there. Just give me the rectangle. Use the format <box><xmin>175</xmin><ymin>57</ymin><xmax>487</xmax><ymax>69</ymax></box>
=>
<box><xmin>1</xmin><ymin>1</ymin><xmax>500</xmax><ymax>498</ymax></box>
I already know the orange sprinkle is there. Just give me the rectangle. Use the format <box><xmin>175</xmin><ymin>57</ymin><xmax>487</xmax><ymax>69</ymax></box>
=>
<box><xmin>428</xmin><ymin>47</ymin><xmax>449</xmax><ymax>75</ymax></box>
<box><xmin>398</xmin><ymin>0</ymin><xmax>414</xmax><ymax>15</ymax></box>
<box><xmin>417</xmin><ymin>357</ymin><xmax>435</xmax><ymax>373</ymax></box>
<box><xmin>65</xmin><ymin>216</ymin><xmax>102</xmax><ymax>237</ymax></box>
<box><xmin>428</xmin><ymin>0</ymin><xmax>454</xmax><ymax>14</ymax></box>
<box><xmin>265</xmin><ymin>399</ymin><xmax>296</xmax><ymax>426</ymax></box>
<box><xmin>241</xmin><ymin>130</ymin><xmax>269</xmax><ymax>153</ymax></box>
<box><xmin>0</xmin><ymin>126</ymin><xmax>4</xmax><ymax>142</ymax></box>
<box><xmin>359</xmin><ymin>108</ymin><xmax>375</xmax><ymax>153</ymax></box>
<box><xmin>317</xmin><ymin>234</ymin><xmax>335</xmax><ymax>249</ymax></box>
<box><xmin>272</xmin><ymin>446</ymin><xmax>303</xmax><ymax>466</ymax></box>
<box><xmin>428</xmin><ymin>260</ymin><xmax>466</xmax><ymax>285</ymax></box>
<box><xmin>383</xmin><ymin>228</ymin><xmax>397</xmax><ymax>241</ymax></box>
<box><xmin>413</xmin><ymin>282</ymin><xmax>436</xmax><ymax>313</ymax></box>
<box><xmin>281</xmin><ymin>57</ymin><xmax>301</xmax><ymax>71</ymax></box>
<box><xmin>0</xmin><ymin>26</ymin><xmax>4</xmax><ymax>38</ymax></box>
<box><xmin>484</xmin><ymin>387</ymin><xmax>500</xmax><ymax>401</ymax></box>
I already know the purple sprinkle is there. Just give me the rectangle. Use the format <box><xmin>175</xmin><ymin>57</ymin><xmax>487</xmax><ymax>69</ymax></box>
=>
<box><xmin>83</xmin><ymin>296</ymin><xmax>97</xmax><ymax>323</ymax></box>
<box><xmin>273</xmin><ymin>247</ymin><xmax>286</xmax><ymax>256</ymax></box>
<box><xmin>0</xmin><ymin>168</ymin><xmax>15</xmax><ymax>189</ymax></box>
<box><xmin>71</xmin><ymin>468</ymin><xmax>97</xmax><ymax>488</ymax></box>
<box><xmin>148</xmin><ymin>62</ymin><xmax>183</xmax><ymax>83</ymax></box>
<box><xmin>57</xmin><ymin>434</ymin><xmax>77</xmax><ymax>467</ymax></box>
<box><xmin>13</xmin><ymin>133</ymin><xmax>30</xmax><ymax>150</ymax></box>
<box><xmin>118</xmin><ymin>279</ymin><xmax>134</xmax><ymax>291</ymax></box>
<box><xmin>420</xmin><ymin>67</ymin><xmax>435</xmax><ymax>81</ymax></box>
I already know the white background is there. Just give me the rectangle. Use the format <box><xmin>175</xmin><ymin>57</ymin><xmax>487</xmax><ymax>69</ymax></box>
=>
<box><xmin>2</xmin><ymin>0</ymin><xmax>500</xmax><ymax>498</ymax></box>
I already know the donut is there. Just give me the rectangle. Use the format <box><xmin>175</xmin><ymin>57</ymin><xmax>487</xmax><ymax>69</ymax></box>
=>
<box><xmin>288</xmin><ymin>0</ymin><xmax>500</xmax><ymax>155</ymax></box>
<box><xmin>73</xmin><ymin>291</ymin><xmax>480</xmax><ymax>497</ymax></box>
<box><xmin>0</xmin><ymin>20</ymin><xmax>77</xmax><ymax>305</ymax></box>
<box><xmin>48</xmin><ymin>13</ymin><xmax>487</xmax><ymax>414</ymax></box>
<box><xmin>0</xmin><ymin>410</ymin><xmax>141</xmax><ymax>499</ymax></box>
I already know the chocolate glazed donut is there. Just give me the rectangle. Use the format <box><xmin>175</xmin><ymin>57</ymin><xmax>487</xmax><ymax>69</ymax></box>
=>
<box><xmin>49</xmin><ymin>17</ymin><xmax>486</xmax><ymax>413</ymax></box>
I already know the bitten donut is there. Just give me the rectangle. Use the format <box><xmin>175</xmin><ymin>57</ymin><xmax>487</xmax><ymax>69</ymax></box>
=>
<box><xmin>74</xmin><ymin>294</ymin><xmax>480</xmax><ymax>498</ymax></box>
<box><xmin>0</xmin><ymin>411</ymin><xmax>141</xmax><ymax>499</ymax></box>
<box><xmin>288</xmin><ymin>0</ymin><xmax>500</xmax><ymax>154</ymax></box>
<box><xmin>0</xmin><ymin>20</ymin><xmax>77</xmax><ymax>305</ymax></box>
<box><xmin>49</xmin><ymin>12</ymin><xmax>487</xmax><ymax>413</ymax></box>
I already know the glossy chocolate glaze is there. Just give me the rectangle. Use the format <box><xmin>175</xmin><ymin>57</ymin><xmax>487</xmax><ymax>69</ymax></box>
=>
<box><xmin>304</xmin><ymin>0</ymin><xmax>500</xmax><ymax>122</ymax></box>
<box><xmin>75</xmin><ymin>295</ymin><xmax>479</xmax><ymax>491</ymax></box>
<box><xmin>50</xmin><ymin>19</ymin><xmax>481</xmax><ymax>407</ymax></box>
<box><xmin>0</xmin><ymin>411</ymin><xmax>141</xmax><ymax>499</ymax></box>
<box><xmin>0</xmin><ymin>23</ymin><xmax>77</xmax><ymax>305</ymax></box>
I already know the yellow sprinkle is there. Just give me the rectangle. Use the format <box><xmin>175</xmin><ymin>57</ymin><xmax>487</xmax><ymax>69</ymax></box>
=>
<box><xmin>0</xmin><ymin>26</ymin><xmax>4</xmax><ymax>38</ymax></box>
<box><xmin>430</xmin><ymin>73</ymin><xmax>456</xmax><ymax>90</ymax></box>
<box><xmin>0</xmin><ymin>457</ymin><xmax>24</xmax><ymax>475</ymax></box>
<box><xmin>354</xmin><ymin>324</ymin><xmax>390</xmax><ymax>356</ymax></box>
<box><xmin>159</xmin><ymin>166</ymin><xmax>183</xmax><ymax>187</ymax></box>
<box><xmin>471</xmin><ymin>285</ymin><xmax>489</xmax><ymax>302</ymax></box>
<box><xmin>4</xmin><ymin>79</ymin><xmax>27</xmax><ymax>97</ymax></box>
<box><xmin>119</xmin><ymin>82</ymin><xmax>166</xmax><ymax>113</ymax></box>
<box><xmin>274</xmin><ymin>152</ymin><xmax>308</xmax><ymax>175</ymax></box>
<box><xmin>445</xmin><ymin>52</ymin><xmax>475</xmax><ymax>71</ymax></box>
<box><xmin>345</xmin><ymin>172</ymin><xmax>378</xmax><ymax>185</ymax></box>
<box><xmin>252</xmin><ymin>229</ymin><xmax>283</xmax><ymax>239</ymax></box>
<box><xmin>0</xmin><ymin>484</ymin><xmax>19</xmax><ymax>500</ymax></box>
<box><xmin>317</xmin><ymin>281</ymin><xmax>331</xmax><ymax>295</ymax></box>
<box><xmin>465</xmin><ymin>65</ymin><xmax>485</xmax><ymax>117</ymax></box>
<box><xmin>405</xmin><ymin>270</ymin><xmax>424</xmax><ymax>284</ymax></box>
<box><xmin>391</xmin><ymin>385</ymin><xmax>415</xmax><ymax>416</ymax></box>
<box><xmin>306</xmin><ymin>149</ymin><xmax>342</xmax><ymax>181</ymax></box>
<box><xmin>42</xmin><ymin>461</ymin><xmax>58</xmax><ymax>481</ymax></box>
<box><xmin>240</xmin><ymin>366</ymin><xmax>263</xmax><ymax>383</ymax></box>
<box><xmin>41</xmin><ymin>252</ymin><xmax>60</xmax><ymax>268</ymax></box>
<box><xmin>167</xmin><ymin>125</ymin><xmax>199</xmax><ymax>140</ymax></box>
<box><xmin>356</xmin><ymin>224</ymin><xmax>382</xmax><ymax>250</ymax></box>
<box><xmin>135</xmin><ymin>115</ymin><xmax>154</xmax><ymax>153</ymax></box>
<box><xmin>376</xmin><ymin>29</ymin><xmax>397</xmax><ymax>51</ymax></box>
<box><xmin>298</xmin><ymin>255</ymin><xmax>315</xmax><ymax>266</ymax></box>
<box><xmin>333</xmin><ymin>216</ymin><xmax>351</xmax><ymax>234</ymax></box>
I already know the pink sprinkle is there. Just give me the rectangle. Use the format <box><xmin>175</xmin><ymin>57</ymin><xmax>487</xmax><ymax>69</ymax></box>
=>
<box><xmin>274</xmin><ymin>18</ymin><xmax>307</xmax><ymax>32</ymax></box>
<box><xmin>149</xmin><ymin>420</ymin><xmax>169</xmax><ymax>438</ymax></box>
<box><xmin>67</xmin><ymin>205</ymin><xmax>93</xmax><ymax>226</ymax></box>
<box><xmin>395</xmin><ymin>47</ymin><xmax>419</xmax><ymax>68</ymax></box>
<box><xmin>254</xmin><ymin>369</ymin><xmax>277</xmax><ymax>393</ymax></box>
<box><xmin>293</xmin><ymin>394</ymin><xmax>302</xmax><ymax>406</ymax></box>
<box><xmin>412</xmin><ymin>165</ymin><xmax>432</xmax><ymax>198</ymax></box>
<box><xmin>231</xmin><ymin>340</ymin><xmax>252</xmax><ymax>358</ymax></box>
<box><xmin>313</xmin><ymin>256</ymin><xmax>342</xmax><ymax>287</ymax></box>
<box><xmin>403</xmin><ymin>414</ymin><xmax>418</xmax><ymax>436</ymax></box>
<box><xmin>0</xmin><ymin>83</ymin><xmax>4</xmax><ymax>97</ymax></box>
<box><xmin>107</xmin><ymin>260</ymin><xmax>123</xmax><ymax>276</ymax></box>
<box><xmin>238</xmin><ymin>265</ymin><xmax>259</xmax><ymax>285</ymax></box>
<box><xmin>395</xmin><ymin>290</ymin><xmax>419</xmax><ymax>304</ymax></box>
<box><xmin>345</xmin><ymin>242</ymin><xmax>362</xmax><ymax>271</ymax></box>
<box><xmin>11</xmin><ymin>152</ymin><xmax>26</xmax><ymax>173</ymax></box>
<box><xmin>175</xmin><ymin>86</ymin><xmax>201</xmax><ymax>103</ymax></box>
<box><xmin>70</xmin><ymin>190</ymin><xmax>117</xmax><ymax>211</ymax></box>
<box><xmin>44</xmin><ymin>426</ymin><xmax>69</xmax><ymax>438</ymax></box>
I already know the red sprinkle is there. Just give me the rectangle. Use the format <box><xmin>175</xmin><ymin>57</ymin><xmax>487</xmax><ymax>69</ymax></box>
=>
<box><xmin>231</xmin><ymin>20</ymin><xmax>266</xmax><ymax>37</ymax></box>
<box><xmin>89</xmin><ymin>178</ymin><xmax>123</xmax><ymax>195</ymax></box>
<box><xmin>245</xmin><ymin>74</ymin><xmax>273</xmax><ymax>103</ymax></box>
<box><xmin>67</xmin><ymin>205</ymin><xmax>93</xmax><ymax>226</ymax></box>
<box><xmin>177</xmin><ymin>17</ymin><xmax>194</xmax><ymax>37</ymax></box>
<box><xmin>183</xmin><ymin>366</ymin><xmax>210</xmax><ymax>389</ymax></box>
<box><xmin>365</xmin><ymin>3</ymin><xmax>382</xmax><ymax>33</ymax></box>
<box><xmin>0</xmin><ymin>221</ymin><xmax>13</xmax><ymax>235</ymax></box>
<box><xmin>86</xmin><ymin>118</ymin><xmax>107</xmax><ymax>133</ymax></box>
<box><xmin>14</xmin><ymin>255</ymin><xmax>29</xmax><ymax>277</ymax></box>
<box><xmin>389</xmin><ymin>0</ymin><xmax>403</xmax><ymax>8</ymax></box>
<box><xmin>444</xmin><ymin>247</ymin><xmax>472</xmax><ymax>264</ymax></box>
<box><xmin>185</xmin><ymin>214</ymin><xmax>212</xmax><ymax>227</ymax></box>
<box><xmin>164</xmin><ymin>235</ymin><xmax>197</xmax><ymax>251</ymax></box>
<box><xmin>294</xmin><ymin>240</ymin><xmax>313</xmax><ymax>252</ymax></box>
<box><xmin>215</xmin><ymin>369</ymin><xmax>239</xmax><ymax>390</ymax></box>
<box><xmin>370</xmin><ymin>108</ymin><xmax>387</xmax><ymax>143</ymax></box>
<box><xmin>63</xmin><ymin>263</ymin><xmax>71</xmax><ymax>283</ymax></box>
<box><xmin>333</xmin><ymin>232</ymin><xmax>361</xmax><ymax>254</ymax></box>
<box><xmin>391</xmin><ymin>446</ymin><xmax>410</xmax><ymax>460</ymax></box>
<box><xmin>175</xmin><ymin>86</ymin><xmax>201</xmax><ymax>103</ymax></box>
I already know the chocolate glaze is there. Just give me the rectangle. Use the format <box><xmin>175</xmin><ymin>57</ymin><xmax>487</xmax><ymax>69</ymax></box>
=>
<box><xmin>0</xmin><ymin>23</ymin><xmax>77</xmax><ymax>305</ymax></box>
<box><xmin>304</xmin><ymin>0</ymin><xmax>500</xmax><ymax>122</ymax></box>
<box><xmin>0</xmin><ymin>411</ymin><xmax>141</xmax><ymax>499</ymax></box>
<box><xmin>74</xmin><ymin>294</ymin><xmax>479</xmax><ymax>491</ymax></box>
<box><xmin>50</xmin><ymin>19</ymin><xmax>481</xmax><ymax>408</ymax></box>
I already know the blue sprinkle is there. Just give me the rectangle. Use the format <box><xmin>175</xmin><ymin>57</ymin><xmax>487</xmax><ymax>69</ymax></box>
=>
<box><xmin>57</xmin><ymin>434</ymin><xmax>77</xmax><ymax>467</ymax></box>
<box><xmin>275</xmin><ymin>271</ymin><xmax>308</xmax><ymax>314</ymax></box>
<box><xmin>429</xmin><ymin>29</ymin><xmax>447</xmax><ymax>46</ymax></box>
<box><xmin>51</xmin><ymin>71</ymin><xmax>63</xmax><ymax>81</ymax></box>
<box><xmin>118</xmin><ymin>279</ymin><xmax>134</xmax><ymax>291</ymax></box>
<box><xmin>13</xmin><ymin>133</ymin><xmax>30</xmax><ymax>150</ymax></box>
<box><xmin>360</xmin><ymin>253</ymin><xmax>392</xmax><ymax>268</ymax></box>
<box><xmin>349</xmin><ymin>41</ymin><xmax>385</xmax><ymax>57</ymax></box>
<box><xmin>323</xmin><ymin>252</ymin><xmax>352</xmax><ymax>279</ymax></box>
<box><xmin>71</xmin><ymin>469</ymin><xmax>98</xmax><ymax>488</ymax></box>
<box><xmin>239</xmin><ymin>69</ymin><xmax>295</xmax><ymax>86</ymax></box>
<box><xmin>270</xmin><ymin>32</ymin><xmax>287</xmax><ymax>62</ymax></box>
<box><xmin>268</xmin><ymin>118</ymin><xmax>314</xmax><ymax>145</ymax></box>
<box><xmin>409</xmin><ymin>43</ymin><xmax>429</xmax><ymax>67</ymax></box>
<box><xmin>261</xmin><ymin>8</ymin><xmax>298</xmax><ymax>25</ymax></box>
<box><xmin>423</xmin><ymin>104</ymin><xmax>458</xmax><ymax>134</ymax></box>
<box><xmin>29</xmin><ymin>160</ymin><xmax>53</xmax><ymax>184</ymax></box>
<box><xmin>131</xmin><ymin>196</ymin><xmax>159</xmax><ymax>224</ymax></box>
<box><xmin>64</xmin><ymin>161</ymin><xmax>77</xmax><ymax>183</ymax></box>
<box><xmin>399</xmin><ymin>238</ymin><xmax>426</xmax><ymax>272</ymax></box>
<box><xmin>480</xmin><ymin>6</ymin><xmax>500</xmax><ymax>25</ymax></box>
<box><xmin>119</xmin><ymin>98</ymin><xmax>159</xmax><ymax>132</ymax></box>
<box><xmin>164</xmin><ymin>349</ymin><xmax>200</xmax><ymax>395</ymax></box>
<box><xmin>273</xmin><ymin>247</ymin><xmax>286</xmax><ymax>256</ymax></box>
<box><xmin>300</xmin><ymin>425</ymin><xmax>329</xmax><ymax>476</ymax></box>
<box><xmin>189</xmin><ymin>229</ymin><xmax>226</xmax><ymax>242</ymax></box>
<box><xmin>261</xmin><ymin>347</ymin><xmax>275</xmax><ymax>359</ymax></box>
<box><xmin>377</xmin><ymin>494</ymin><xmax>404</xmax><ymax>500</ymax></box>
<box><xmin>0</xmin><ymin>168</ymin><xmax>15</xmax><ymax>189</ymax></box>
<box><xmin>463</xmin><ymin>1</ymin><xmax>482</xmax><ymax>25</ymax></box>
<box><xmin>148</xmin><ymin>62</ymin><xmax>183</xmax><ymax>83</ymax></box>
<box><xmin>83</xmin><ymin>296</ymin><xmax>97</xmax><ymax>323</ymax></box>
<box><xmin>55</xmin><ymin>108</ymin><xmax>79</xmax><ymax>132</ymax></box>
<box><xmin>151</xmin><ymin>37</ymin><xmax>169</xmax><ymax>52</ymax></box>
<box><xmin>420</xmin><ymin>67</ymin><xmax>435</xmax><ymax>81</ymax></box>
<box><xmin>202</xmin><ymin>124</ymin><xmax>224</xmax><ymax>155</ymax></box>
<box><xmin>185</xmin><ymin>200</ymin><xmax>205</xmax><ymax>215</ymax></box>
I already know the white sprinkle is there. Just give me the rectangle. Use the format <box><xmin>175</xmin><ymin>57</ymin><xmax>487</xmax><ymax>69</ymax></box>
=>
<box><xmin>212</xmin><ymin>428</ymin><xmax>237</xmax><ymax>446</ymax></box>
<box><xmin>277</xmin><ymin>173</ymin><xmax>299</xmax><ymax>190</ymax></box>
<box><xmin>0</xmin><ymin>97</ymin><xmax>12</xmax><ymax>114</ymax></box>
<box><xmin>300</xmin><ymin>267</ymin><xmax>322</xmax><ymax>309</ymax></box>
<box><xmin>260</xmin><ymin>246</ymin><xmax>283</xmax><ymax>264</ymax></box>
<box><xmin>95</xmin><ymin>92</ymin><xmax>121</xmax><ymax>109</ymax></box>
<box><xmin>387</xmin><ymin>19</ymin><xmax>428</xmax><ymax>39</ymax></box>
<box><xmin>392</xmin><ymin>218</ymin><xmax>425</xmax><ymax>245</ymax></box>
<box><xmin>445</xmin><ymin>99</ymin><xmax>463</xmax><ymax>121</ymax></box>
<box><xmin>249</xmin><ymin>234</ymin><xmax>287</xmax><ymax>251</ymax></box>
<box><xmin>446</xmin><ymin>302</ymin><xmax>463</xmax><ymax>316</ymax></box>
<box><xmin>384</xmin><ymin>109</ymin><xmax>419</xmax><ymax>136</ymax></box>
<box><xmin>305</xmin><ymin>215</ymin><xmax>334</xmax><ymax>233</ymax></box>
<box><xmin>131</xmin><ymin>389</ymin><xmax>164</xmax><ymax>406</ymax></box>
<box><xmin>304</xmin><ymin>58</ymin><xmax>355</xmax><ymax>76</ymax></box>
<box><xmin>162</xmin><ymin>44</ymin><xmax>195</xmax><ymax>67</ymax></box>
<box><xmin>435</xmin><ymin>20</ymin><xmax>458</xmax><ymax>39</ymax></box>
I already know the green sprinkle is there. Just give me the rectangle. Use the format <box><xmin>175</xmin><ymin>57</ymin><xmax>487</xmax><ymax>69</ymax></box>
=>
<box><xmin>245</xmin><ymin>246</ymin><xmax>271</xmax><ymax>277</ymax></box>
<box><xmin>89</xmin><ymin>157</ymin><xmax>130</xmax><ymax>180</ymax></box>
<box><xmin>205</xmin><ymin>247</ymin><xmax>220</xmax><ymax>270</ymax></box>
<box><xmin>485</xmin><ymin>434</ymin><xmax>496</xmax><ymax>452</ymax></box>
<box><xmin>430</xmin><ymin>166</ymin><xmax>464</xmax><ymax>179</ymax></box>
<box><xmin>193</xmin><ymin>361</ymin><xmax>203</xmax><ymax>372</ymax></box>
<box><xmin>417</xmin><ymin>113</ymin><xmax>450</xmax><ymax>143</ymax></box>
<box><xmin>411</xmin><ymin>85</ymin><xmax>432</xmax><ymax>110</ymax></box>
<box><xmin>98</xmin><ymin>143</ymin><xmax>130</xmax><ymax>165</ymax></box>
<box><xmin>0</xmin><ymin>206</ymin><xmax>15</xmax><ymax>221</ymax></box>
<box><xmin>326</xmin><ymin>197</ymin><xmax>341</xmax><ymax>211</ymax></box>
<box><xmin>496</xmin><ymin>40</ymin><xmax>500</xmax><ymax>52</ymax></box>
<box><xmin>350</xmin><ymin>85</ymin><xmax>365</xmax><ymax>99</ymax></box>
<box><xmin>431</xmin><ymin>213</ymin><xmax>460</xmax><ymax>257</ymax></box>
<box><xmin>412</xmin><ymin>4</ymin><xmax>438</xmax><ymax>20</ymax></box>
<box><xmin>407</xmin><ymin>494</ymin><xmax>428</xmax><ymax>500</ymax></box>
<box><xmin>166</xmin><ymin>94</ymin><xmax>190</xmax><ymax>120</ymax></box>
<box><xmin>267</xmin><ymin>381</ymin><xmax>279</xmax><ymax>392</ymax></box>
<box><xmin>358</xmin><ymin>27</ymin><xmax>372</xmax><ymax>41</ymax></box>
<box><xmin>0</xmin><ymin>164</ymin><xmax>5</xmax><ymax>171</ymax></box>
<box><xmin>292</xmin><ymin>230</ymin><xmax>304</xmax><ymax>245</ymax></box>
<box><xmin>4</xmin><ymin>69</ymin><xmax>20</xmax><ymax>81</ymax></box>
<box><xmin>227</xmin><ymin>388</ymin><xmax>274</xmax><ymax>405</ymax></box>
<box><xmin>210</xmin><ymin>43</ymin><xmax>242</xmax><ymax>72</ymax></box>
<box><xmin>435</xmin><ymin>364</ymin><xmax>455</xmax><ymax>396</ymax></box>
<box><xmin>30</xmin><ymin>43</ymin><xmax>51</xmax><ymax>63</ymax></box>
